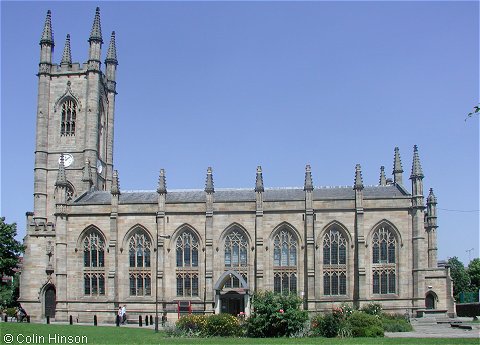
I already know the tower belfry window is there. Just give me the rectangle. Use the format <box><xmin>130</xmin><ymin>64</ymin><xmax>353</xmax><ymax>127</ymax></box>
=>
<box><xmin>60</xmin><ymin>99</ymin><xmax>77</xmax><ymax>136</ymax></box>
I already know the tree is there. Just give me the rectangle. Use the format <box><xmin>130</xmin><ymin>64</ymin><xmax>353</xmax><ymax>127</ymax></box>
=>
<box><xmin>447</xmin><ymin>256</ymin><xmax>471</xmax><ymax>300</ymax></box>
<box><xmin>467</xmin><ymin>258</ymin><xmax>480</xmax><ymax>292</ymax></box>
<box><xmin>0</xmin><ymin>218</ymin><xmax>24</xmax><ymax>277</ymax></box>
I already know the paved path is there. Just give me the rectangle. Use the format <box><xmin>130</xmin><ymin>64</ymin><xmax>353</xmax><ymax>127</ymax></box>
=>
<box><xmin>385</xmin><ymin>318</ymin><xmax>480</xmax><ymax>338</ymax></box>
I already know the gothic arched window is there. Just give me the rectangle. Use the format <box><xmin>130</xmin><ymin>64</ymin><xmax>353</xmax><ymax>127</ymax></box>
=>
<box><xmin>176</xmin><ymin>230</ymin><xmax>200</xmax><ymax>297</ymax></box>
<box><xmin>372</xmin><ymin>226</ymin><xmax>397</xmax><ymax>294</ymax></box>
<box><xmin>323</xmin><ymin>228</ymin><xmax>348</xmax><ymax>296</ymax></box>
<box><xmin>273</xmin><ymin>229</ymin><xmax>298</xmax><ymax>294</ymax></box>
<box><xmin>83</xmin><ymin>230</ymin><xmax>105</xmax><ymax>296</ymax></box>
<box><xmin>60</xmin><ymin>99</ymin><xmax>77</xmax><ymax>136</ymax></box>
<box><xmin>128</xmin><ymin>230</ymin><xmax>152</xmax><ymax>296</ymax></box>
<box><xmin>224</xmin><ymin>229</ymin><xmax>248</xmax><ymax>288</ymax></box>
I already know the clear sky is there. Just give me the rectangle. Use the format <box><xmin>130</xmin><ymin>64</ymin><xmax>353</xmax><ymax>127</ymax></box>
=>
<box><xmin>1</xmin><ymin>1</ymin><xmax>478</xmax><ymax>265</ymax></box>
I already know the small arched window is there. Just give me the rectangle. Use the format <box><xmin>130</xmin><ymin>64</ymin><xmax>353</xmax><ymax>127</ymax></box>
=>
<box><xmin>273</xmin><ymin>229</ymin><xmax>298</xmax><ymax>294</ymax></box>
<box><xmin>60</xmin><ymin>99</ymin><xmax>77</xmax><ymax>136</ymax></box>
<box><xmin>372</xmin><ymin>226</ymin><xmax>397</xmax><ymax>294</ymax></box>
<box><xmin>323</xmin><ymin>228</ymin><xmax>348</xmax><ymax>296</ymax></box>
<box><xmin>83</xmin><ymin>230</ymin><xmax>106</xmax><ymax>296</ymax></box>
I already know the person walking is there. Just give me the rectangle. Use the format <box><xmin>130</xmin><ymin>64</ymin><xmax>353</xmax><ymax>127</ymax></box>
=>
<box><xmin>121</xmin><ymin>305</ymin><xmax>127</xmax><ymax>325</ymax></box>
<box><xmin>117</xmin><ymin>306</ymin><xmax>122</xmax><ymax>326</ymax></box>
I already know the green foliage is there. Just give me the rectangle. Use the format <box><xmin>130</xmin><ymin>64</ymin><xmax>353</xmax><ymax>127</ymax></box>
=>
<box><xmin>380</xmin><ymin>314</ymin><xmax>413</xmax><ymax>332</ymax></box>
<box><xmin>5</xmin><ymin>307</ymin><xmax>17</xmax><ymax>317</ymax></box>
<box><xmin>0</xmin><ymin>273</ymin><xmax>20</xmax><ymax>308</ymax></box>
<box><xmin>467</xmin><ymin>258</ymin><xmax>480</xmax><ymax>291</ymax></box>
<box><xmin>345</xmin><ymin>311</ymin><xmax>384</xmax><ymax>337</ymax></box>
<box><xmin>361</xmin><ymin>303</ymin><xmax>383</xmax><ymax>316</ymax></box>
<box><xmin>0</xmin><ymin>218</ymin><xmax>25</xmax><ymax>277</ymax></box>
<box><xmin>203</xmin><ymin>314</ymin><xmax>241</xmax><ymax>337</ymax></box>
<box><xmin>310</xmin><ymin>313</ymin><xmax>342</xmax><ymax>338</ymax></box>
<box><xmin>176</xmin><ymin>314</ymin><xmax>208</xmax><ymax>335</ymax></box>
<box><xmin>246</xmin><ymin>291</ymin><xmax>308</xmax><ymax>337</ymax></box>
<box><xmin>448</xmin><ymin>256</ymin><xmax>471</xmax><ymax>300</ymax></box>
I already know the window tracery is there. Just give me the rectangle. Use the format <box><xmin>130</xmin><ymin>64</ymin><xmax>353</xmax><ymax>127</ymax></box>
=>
<box><xmin>60</xmin><ymin>99</ymin><xmax>77</xmax><ymax>136</ymax></box>
<box><xmin>176</xmin><ymin>230</ymin><xmax>200</xmax><ymax>297</ymax></box>
<box><xmin>273</xmin><ymin>229</ymin><xmax>298</xmax><ymax>294</ymax></box>
<box><xmin>128</xmin><ymin>230</ymin><xmax>152</xmax><ymax>296</ymax></box>
<box><xmin>83</xmin><ymin>230</ymin><xmax>105</xmax><ymax>296</ymax></box>
<box><xmin>372</xmin><ymin>226</ymin><xmax>397</xmax><ymax>294</ymax></box>
<box><xmin>322</xmin><ymin>228</ymin><xmax>348</xmax><ymax>296</ymax></box>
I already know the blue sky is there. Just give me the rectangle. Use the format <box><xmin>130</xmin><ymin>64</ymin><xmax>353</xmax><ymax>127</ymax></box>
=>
<box><xmin>1</xmin><ymin>1</ymin><xmax>478</xmax><ymax>264</ymax></box>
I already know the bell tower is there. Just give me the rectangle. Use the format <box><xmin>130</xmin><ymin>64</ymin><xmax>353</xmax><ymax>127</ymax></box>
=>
<box><xmin>31</xmin><ymin>8</ymin><xmax>117</xmax><ymax>227</ymax></box>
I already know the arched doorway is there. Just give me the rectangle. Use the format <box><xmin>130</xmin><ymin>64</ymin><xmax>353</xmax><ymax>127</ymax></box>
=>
<box><xmin>425</xmin><ymin>292</ymin><xmax>436</xmax><ymax>309</ymax></box>
<box><xmin>44</xmin><ymin>286</ymin><xmax>56</xmax><ymax>318</ymax></box>
<box><xmin>214</xmin><ymin>270</ymin><xmax>250</xmax><ymax>316</ymax></box>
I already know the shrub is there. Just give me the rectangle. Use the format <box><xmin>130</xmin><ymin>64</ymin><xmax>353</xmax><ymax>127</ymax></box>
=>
<box><xmin>346</xmin><ymin>311</ymin><xmax>384</xmax><ymax>337</ymax></box>
<box><xmin>203</xmin><ymin>313</ymin><xmax>240</xmax><ymax>337</ymax></box>
<box><xmin>5</xmin><ymin>307</ymin><xmax>16</xmax><ymax>318</ymax></box>
<box><xmin>310</xmin><ymin>313</ymin><xmax>342</xmax><ymax>338</ymax></box>
<box><xmin>380</xmin><ymin>313</ymin><xmax>413</xmax><ymax>332</ymax></box>
<box><xmin>246</xmin><ymin>291</ymin><xmax>308</xmax><ymax>337</ymax></box>
<box><xmin>176</xmin><ymin>314</ymin><xmax>208</xmax><ymax>335</ymax></box>
<box><xmin>361</xmin><ymin>302</ymin><xmax>383</xmax><ymax>316</ymax></box>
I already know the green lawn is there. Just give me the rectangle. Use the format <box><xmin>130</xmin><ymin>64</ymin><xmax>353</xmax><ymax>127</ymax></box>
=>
<box><xmin>0</xmin><ymin>323</ymin><xmax>477</xmax><ymax>345</ymax></box>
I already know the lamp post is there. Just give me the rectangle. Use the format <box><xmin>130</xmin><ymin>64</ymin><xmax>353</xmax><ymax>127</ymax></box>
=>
<box><xmin>155</xmin><ymin>234</ymin><xmax>170</xmax><ymax>333</ymax></box>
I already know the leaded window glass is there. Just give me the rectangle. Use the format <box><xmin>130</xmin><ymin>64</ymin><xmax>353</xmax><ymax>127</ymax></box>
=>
<box><xmin>176</xmin><ymin>231</ymin><xmax>199</xmax><ymax>267</ymax></box>
<box><xmin>323</xmin><ymin>228</ymin><xmax>348</xmax><ymax>296</ymax></box>
<box><xmin>176</xmin><ymin>273</ymin><xmax>199</xmax><ymax>297</ymax></box>
<box><xmin>83</xmin><ymin>230</ymin><xmax>106</xmax><ymax>296</ymax></box>
<box><xmin>372</xmin><ymin>226</ymin><xmax>397</xmax><ymax>294</ymax></box>
<box><xmin>128</xmin><ymin>230</ymin><xmax>152</xmax><ymax>297</ymax></box>
<box><xmin>60</xmin><ymin>99</ymin><xmax>77</xmax><ymax>136</ymax></box>
<box><xmin>129</xmin><ymin>232</ymin><xmax>151</xmax><ymax>268</ymax></box>
<box><xmin>273</xmin><ymin>229</ymin><xmax>298</xmax><ymax>294</ymax></box>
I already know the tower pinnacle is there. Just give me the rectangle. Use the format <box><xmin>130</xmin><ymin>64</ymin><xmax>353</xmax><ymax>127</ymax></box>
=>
<box><xmin>61</xmin><ymin>34</ymin><xmax>72</xmax><ymax>66</ymax></box>
<box><xmin>105</xmin><ymin>31</ymin><xmax>117</xmax><ymax>65</ymax></box>
<box><xmin>410</xmin><ymin>145</ymin><xmax>424</xmax><ymax>179</ymax></box>
<box><xmin>111</xmin><ymin>170</ymin><xmax>120</xmax><ymax>195</ymax></box>
<box><xmin>89</xmin><ymin>7</ymin><xmax>103</xmax><ymax>43</ymax></box>
<box><xmin>40</xmin><ymin>10</ymin><xmax>54</xmax><ymax>45</ymax></box>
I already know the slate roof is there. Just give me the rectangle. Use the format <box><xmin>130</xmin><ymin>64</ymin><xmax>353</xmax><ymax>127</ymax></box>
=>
<box><xmin>74</xmin><ymin>184</ymin><xmax>409</xmax><ymax>205</ymax></box>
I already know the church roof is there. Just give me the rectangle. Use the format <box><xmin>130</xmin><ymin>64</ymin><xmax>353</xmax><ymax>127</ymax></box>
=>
<box><xmin>74</xmin><ymin>184</ymin><xmax>408</xmax><ymax>205</ymax></box>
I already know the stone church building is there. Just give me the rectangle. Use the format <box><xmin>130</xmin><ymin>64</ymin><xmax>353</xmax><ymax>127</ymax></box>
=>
<box><xmin>20</xmin><ymin>9</ymin><xmax>455</xmax><ymax>322</ymax></box>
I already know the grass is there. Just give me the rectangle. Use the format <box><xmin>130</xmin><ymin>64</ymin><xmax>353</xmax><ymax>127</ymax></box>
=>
<box><xmin>1</xmin><ymin>323</ymin><xmax>478</xmax><ymax>345</ymax></box>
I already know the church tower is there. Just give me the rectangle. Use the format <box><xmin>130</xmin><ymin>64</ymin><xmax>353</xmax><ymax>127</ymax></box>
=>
<box><xmin>31</xmin><ymin>8</ymin><xmax>117</xmax><ymax>227</ymax></box>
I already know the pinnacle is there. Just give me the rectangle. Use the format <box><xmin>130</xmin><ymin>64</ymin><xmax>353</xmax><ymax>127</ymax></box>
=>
<box><xmin>255</xmin><ymin>166</ymin><xmax>264</xmax><ymax>192</ymax></box>
<box><xmin>82</xmin><ymin>159</ymin><xmax>92</xmax><ymax>182</ymax></box>
<box><xmin>205</xmin><ymin>167</ymin><xmax>214</xmax><ymax>193</ymax></box>
<box><xmin>105</xmin><ymin>31</ymin><xmax>118</xmax><ymax>64</ymax></box>
<box><xmin>354</xmin><ymin>164</ymin><xmax>364</xmax><ymax>190</ymax></box>
<box><xmin>61</xmin><ymin>34</ymin><xmax>72</xmax><ymax>66</ymax></box>
<box><xmin>379</xmin><ymin>166</ymin><xmax>387</xmax><ymax>186</ymax></box>
<box><xmin>40</xmin><ymin>10</ymin><xmax>54</xmax><ymax>45</ymax></box>
<box><xmin>304</xmin><ymin>164</ymin><xmax>314</xmax><ymax>191</ymax></box>
<box><xmin>55</xmin><ymin>154</ymin><xmax>68</xmax><ymax>187</ymax></box>
<box><xmin>410</xmin><ymin>145</ymin><xmax>424</xmax><ymax>179</ymax></box>
<box><xmin>89</xmin><ymin>7</ymin><xmax>103</xmax><ymax>43</ymax></box>
<box><xmin>111</xmin><ymin>170</ymin><xmax>120</xmax><ymax>195</ymax></box>
<box><xmin>393</xmin><ymin>146</ymin><xmax>403</xmax><ymax>174</ymax></box>
<box><xmin>157</xmin><ymin>169</ymin><xmax>167</xmax><ymax>194</ymax></box>
<box><xmin>427</xmin><ymin>188</ymin><xmax>437</xmax><ymax>204</ymax></box>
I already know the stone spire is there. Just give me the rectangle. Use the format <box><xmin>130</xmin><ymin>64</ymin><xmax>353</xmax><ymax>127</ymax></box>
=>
<box><xmin>61</xmin><ymin>34</ymin><xmax>72</xmax><ymax>66</ymax></box>
<box><xmin>304</xmin><ymin>164</ymin><xmax>314</xmax><ymax>191</ymax></box>
<box><xmin>255</xmin><ymin>166</ymin><xmax>264</xmax><ymax>192</ymax></box>
<box><xmin>427</xmin><ymin>188</ymin><xmax>437</xmax><ymax>205</ymax></box>
<box><xmin>379</xmin><ymin>166</ymin><xmax>387</xmax><ymax>186</ymax></box>
<box><xmin>354</xmin><ymin>164</ymin><xmax>364</xmax><ymax>190</ymax></box>
<box><xmin>82</xmin><ymin>159</ymin><xmax>93</xmax><ymax>187</ymax></box>
<box><xmin>89</xmin><ymin>7</ymin><xmax>103</xmax><ymax>43</ymax></box>
<box><xmin>205</xmin><ymin>167</ymin><xmax>214</xmax><ymax>194</ymax></box>
<box><xmin>40</xmin><ymin>10</ymin><xmax>54</xmax><ymax>45</ymax></box>
<box><xmin>111</xmin><ymin>170</ymin><xmax>120</xmax><ymax>195</ymax></box>
<box><xmin>410</xmin><ymin>145</ymin><xmax>424</xmax><ymax>179</ymax></box>
<box><xmin>105</xmin><ymin>31</ymin><xmax>117</xmax><ymax>65</ymax></box>
<box><xmin>55</xmin><ymin>155</ymin><xmax>67</xmax><ymax>187</ymax></box>
<box><xmin>157</xmin><ymin>169</ymin><xmax>167</xmax><ymax>194</ymax></box>
<box><xmin>393</xmin><ymin>146</ymin><xmax>404</xmax><ymax>185</ymax></box>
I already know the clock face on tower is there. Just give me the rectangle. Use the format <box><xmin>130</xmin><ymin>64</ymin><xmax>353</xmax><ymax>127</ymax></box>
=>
<box><xmin>59</xmin><ymin>153</ymin><xmax>74</xmax><ymax>167</ymax></box>
<box><xmin>96</xmin><ymin>159</ymin><xmax>103</xmax><ymax>174</ymax></box>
